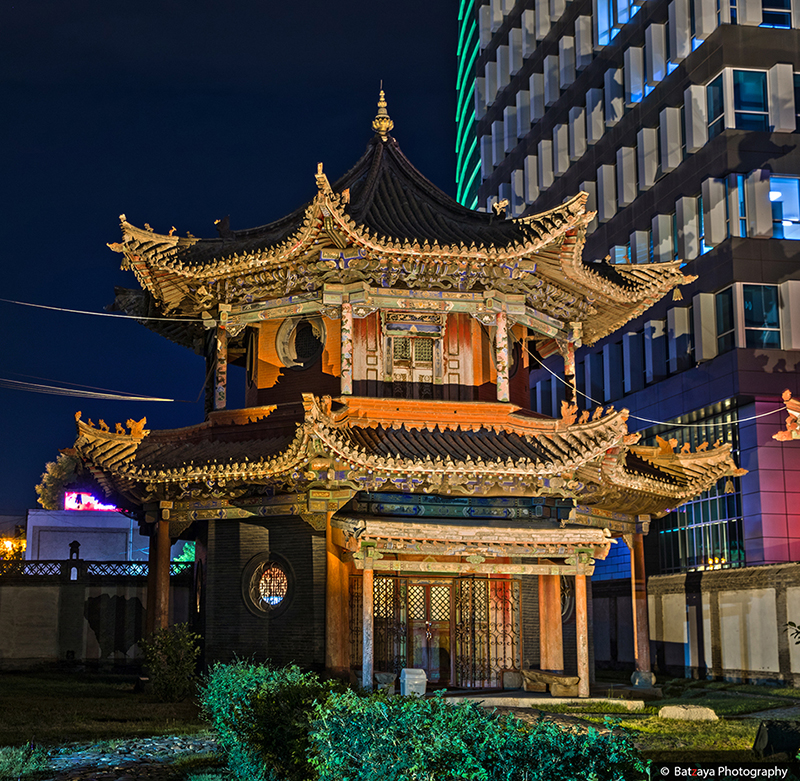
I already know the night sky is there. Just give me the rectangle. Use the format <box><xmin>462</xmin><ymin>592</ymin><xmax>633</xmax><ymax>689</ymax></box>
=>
<box><xmin>1</xmin><ymin>2</ymin><xmax>459</xmax><ymax>513</ymax></box>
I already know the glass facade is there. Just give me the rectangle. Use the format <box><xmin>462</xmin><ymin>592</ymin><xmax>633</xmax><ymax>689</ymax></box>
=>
<box><xmin>743</xmin><ymin>284</ymin><xmax>781</xmax><ymax>347</ymax></box>
<box><xmin>761</xmin><ymin>0</ymin><xmax>792</xmax><ymax>27</ymax></box>
<box><xmin>707</xmin><ymin>74</ymin><xmax>725</xmax><ymax>138</ymax></box>
<box><xmin>716</xmin><ymin>287</ymin><xmax>735</xmax><ymax>353</ymax></box>
<box><xmin>456</xmin><ymin>0</ymin><xmax>480</xmax><ymax>209</ymax></box>
<box><xmin>733</xmin><ymin>70</ymin><xmax>769</xmax><ymax>131</ymax></box>
<box><xmin>648</xmin><ymin>406</ymin><xmax>745</xmax><ymax>574</ymax></box>
<box><xmin>770</xmin><ymin>176</ymin><xmax>800</xmax><ymax>239</ymax></box>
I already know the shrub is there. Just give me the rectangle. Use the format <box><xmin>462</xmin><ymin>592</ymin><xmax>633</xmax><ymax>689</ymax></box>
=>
<box><xmin>309</xmin><ymin>690</ymin><xmax>649</xmax><ymax>781</ymax></box>
<box><xmin>0</xmin><ymin>743</ymin><xmax>48</xmax><ymax>779</ymax></box>
<box><xmin>198</xmin><ymin>660</ymin><xmax>346</xmax><ymax>781</ymax></box>
<box><xmin>139</xmin><ymin>623</ymin><xmax>201</xmax><ymax>702</ymax></box>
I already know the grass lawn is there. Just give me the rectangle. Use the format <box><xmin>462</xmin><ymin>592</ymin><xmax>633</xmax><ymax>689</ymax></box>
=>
<box><xmin>0</xmin><ymin>671</ymin><xmax>206</xmax><ymax>747</ymax></box>
<box><xmin>3</xmin><ymin>669</ymin><xmax>800</xmax><ymax>774</ymax></box>
<box><xmin>564</xmin><ymin>675</ymin><xmax>800</xmax><ymax>762</ymax></box>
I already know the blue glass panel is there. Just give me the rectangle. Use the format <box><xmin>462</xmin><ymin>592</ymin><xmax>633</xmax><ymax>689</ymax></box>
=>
<box><xmin>745</xmin><ymin>329</ymin><xmax>781</xmax><ymax>347</ymax></box>
<box><xmin>716</xmin><ymin>287</ymin><xmax>734</xmax><ymax>336</ymax></box>
<box><xmin>733</xmin><ymin>70</ymin><xmax>768</xmax><ymax>112</ymax></box>
<box><xmin>743</xmin><ymin>285</ymin><xmax>779</xmax><ymax>329</ymax></box>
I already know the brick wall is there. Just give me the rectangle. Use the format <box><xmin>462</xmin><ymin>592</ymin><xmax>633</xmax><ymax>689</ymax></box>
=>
<box><xmin>204</xmin><ymin>516</ymin><xmax>326</xmax><ymax>669</ymax></box>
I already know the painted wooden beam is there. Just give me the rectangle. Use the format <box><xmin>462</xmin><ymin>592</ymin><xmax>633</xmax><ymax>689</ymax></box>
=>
<box><xmin>334</xmin><ymin>517</ymin><xmax>607</xmax><ymax>545</ymax></box>
<box><xmin>368</xmin><ymin>540</ymin><xmax>602</xmax><ymax>559</ymax></box>
<box><xmin>351</xmin><ymin>558</ymin><xmax>594</xmax><ymax>576</ymax></box>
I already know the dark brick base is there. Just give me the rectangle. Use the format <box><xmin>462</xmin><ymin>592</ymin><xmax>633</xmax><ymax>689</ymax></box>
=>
<box><xmin>202</xmin><ymin>517</ymin><xmax>326</xmax><ymax>669</ymax></box>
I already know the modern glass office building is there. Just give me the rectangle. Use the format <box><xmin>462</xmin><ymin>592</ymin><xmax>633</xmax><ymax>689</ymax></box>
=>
<box><xmin>463</xmin><ymin>0</ymin><xmax>800</xmax><ymax>576</ymax></box>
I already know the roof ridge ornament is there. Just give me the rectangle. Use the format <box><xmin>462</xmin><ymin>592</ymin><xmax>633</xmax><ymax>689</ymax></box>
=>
<box><xmin>372</xmin><ymin>87</ymin><xmax>394</xmax><ymax>141</ymax></box>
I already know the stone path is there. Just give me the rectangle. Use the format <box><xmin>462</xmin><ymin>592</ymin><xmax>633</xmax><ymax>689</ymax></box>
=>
<box><xmin>39</xmin><ymin>734</ymin><xmax>219</xmax><ymax>781</ymax></box>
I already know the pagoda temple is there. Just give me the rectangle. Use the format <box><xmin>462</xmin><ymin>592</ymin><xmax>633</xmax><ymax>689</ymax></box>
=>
<box><xmin>72</xmin><ymin>93</ymin><xmax>743</xmax><ymax>695</ymax></box>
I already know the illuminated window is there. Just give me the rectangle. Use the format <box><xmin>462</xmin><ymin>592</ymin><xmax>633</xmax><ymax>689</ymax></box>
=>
<box><xmin>242</xmin><ymin>554</ymin><xmax>292</xmax><ymax>617</ymax></box>
<box><xmin>257</xmin><ymin>563</ymin><xmax>288</xmax><ymax>607</ymax></box>
<box><xmin>649</xmin><ymin>406</ymin><xmax>744</xmax><ymax>574</ymax></box>
<box><xmin>596</xmin><ymin>0</ymin><xmax>639</xmax><ymax>46</ymax></box>
<box><xmin>770</xmin><ymin>176</ymin><xmax>800</xmax><ymax>239</ymax></box>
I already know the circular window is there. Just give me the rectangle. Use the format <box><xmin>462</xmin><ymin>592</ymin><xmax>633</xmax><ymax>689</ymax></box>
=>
<box><xmin>242</xmin><ymin>553</ymin><xmax>293</xmax><ymax>617</ymax></box>
<box><xmin>276</xmin><ymin>317</ymin><xmax>325</xmax><ymax>370</ymax></box>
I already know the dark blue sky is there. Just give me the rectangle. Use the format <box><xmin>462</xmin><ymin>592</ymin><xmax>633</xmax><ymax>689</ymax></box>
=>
<box><xmin>0</xmin><ymin>1</ymin><xmax>459</xmax><ymax>512</ymax></box>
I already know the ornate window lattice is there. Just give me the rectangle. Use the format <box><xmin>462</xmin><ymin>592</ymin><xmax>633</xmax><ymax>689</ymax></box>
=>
<box><xmin>394</xmin><ymin>338</ymin><xmax>411</xmax><ymax>361</ymax></box>
<box><xmin>414</xmin><ymin>339</ymin><xmax>434</xmax><ymax>362</ymax></box>
<box><xmin>255</xmin><ymin>563</ymin><xmax>288</xmax><ymax>608</ymax></box>
<box><xmin>243</xmin><ymin>555</ymin><xmax>292</xmax><ymax>617</ymax></box>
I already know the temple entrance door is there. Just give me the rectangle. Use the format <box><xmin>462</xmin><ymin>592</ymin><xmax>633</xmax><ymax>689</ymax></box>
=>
<box><xmin>390</xmin><ymin>337</ymin><xmax>435</xmax><ymax>399</ymax></box>
<box><xmin>408</xmin><ymin>582</ymin><xmax>453</xmax><ymax>684</ymax></box>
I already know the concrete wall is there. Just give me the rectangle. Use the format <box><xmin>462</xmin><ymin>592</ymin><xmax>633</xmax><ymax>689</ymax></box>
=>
<box><xmin>593</xmin><ymin>563</ymin><xmax>800</xmax><ymax>684</ymax></box>
<box><xmin>0</xmin><ymin>568</ymin><xmax>190</xmax><ymax>669</ymax></box>
<box><xmin>26</xmin><ymin>510</ymin><xmax>147</xmax><ymax>561</ymax></box>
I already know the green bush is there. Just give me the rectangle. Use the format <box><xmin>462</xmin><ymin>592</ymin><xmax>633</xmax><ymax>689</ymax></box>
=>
<box><xmin>198</xmin><ymin>660</ymin><xmax>346</xmax><ymax>781</ymax></box>
<box><xmin>0</xmin><ymin>743</ymin><xmax>48</xmax><ymax>779</ymax></box>
<box><xmin>309</xmin><ymin>690</ymin><xmax>649</xmax><ymax>781</ymax></box>
<box><xmin>139</xmin><ymin>623</ymin><xmax>201</xmax><ymax>702</ymax></box>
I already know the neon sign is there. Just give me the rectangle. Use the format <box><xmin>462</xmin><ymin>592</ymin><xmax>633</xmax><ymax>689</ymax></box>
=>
<box><xmin>64</xmin><ymin>492</ymin><xmax>118</xmax><ymax>511</ymax></box>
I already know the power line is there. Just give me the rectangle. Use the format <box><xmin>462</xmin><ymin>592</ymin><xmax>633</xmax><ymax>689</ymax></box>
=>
<box><xmin>0</xmin><ymin>297</ymin><xmax>216</xmax><ymax>324</ymax></box>
<box><xmin>522</xmin><ymin>339</ymin><xmax>784</xmax><ymax>429</ymax></box>
<box><xmin>0</xmin><ymin>376</ymin><xmax>179</xmax><ymax>402</ymax></box>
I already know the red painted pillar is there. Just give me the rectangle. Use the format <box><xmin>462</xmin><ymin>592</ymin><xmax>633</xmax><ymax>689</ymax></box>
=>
<box><xmin>631</xmin><ymin>532</ymin><xmax>653</xmax><ymax>685</ymax></box>
<box><xmin>538</xmin><ymin>574</ymin><xmax>564</xmax><ymax>672</ymax></box>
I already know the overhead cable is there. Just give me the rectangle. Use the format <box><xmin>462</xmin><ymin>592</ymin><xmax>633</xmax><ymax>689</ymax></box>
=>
<box><xmin>523</xmin><ymin>340</ymin><xmax>784</xmax><ymax>429</ymax></box>
<box><xmin>0</xmin><ymin>376</ymin><xmax>177</xmax><ymax>402</ymax></box>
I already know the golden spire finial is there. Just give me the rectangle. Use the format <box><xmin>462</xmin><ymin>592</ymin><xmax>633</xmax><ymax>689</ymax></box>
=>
<box><xmin>372</xmin><ymin>85</ymin><xmax>394</xmax><ymax>141</ymax></box>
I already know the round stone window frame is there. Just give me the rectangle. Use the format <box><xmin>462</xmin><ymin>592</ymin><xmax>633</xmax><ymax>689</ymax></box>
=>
<box><xmin>275</xmin><ymin>316</ymin><xmax>326</xmax><ymax>371</ymax></box>
<box><xmin>241</xmin><ymin>552</ymin><xmax>294</xmax><ymax>619</ymax></box>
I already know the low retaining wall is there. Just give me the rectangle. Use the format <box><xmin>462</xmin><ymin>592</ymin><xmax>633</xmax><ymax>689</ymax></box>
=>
<box><xmin>593</xmin><ymin>563</ymin><xmax>800</xmax><ymax>685</ymax></box>
<box><xmin>0</xmin><ymin>560</ymin><xmax>192</xmax><ymax>669</ymax></box>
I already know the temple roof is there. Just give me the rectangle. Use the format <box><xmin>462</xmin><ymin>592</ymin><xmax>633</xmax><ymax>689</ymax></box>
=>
<box><xmin>72</xmin><ymin>395</ymin><xmax>744</xmax><ymax>520</ymax></box>
<box><xmin>107</xmin><ymin>97</ymin><xmax>694</xmax><ymax>347</ymax></box>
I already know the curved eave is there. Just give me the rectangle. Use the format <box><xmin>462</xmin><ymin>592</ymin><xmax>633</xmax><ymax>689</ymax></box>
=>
<box><xmin>579</xmin><ymin>442</ymin><xmax>745</xmax><ymax>515</ymax></box>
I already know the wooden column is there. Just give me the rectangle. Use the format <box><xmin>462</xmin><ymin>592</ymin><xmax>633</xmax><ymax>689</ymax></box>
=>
<box><xmin>341</xmin><ymin>302</ymin><xmax>353</xmax><ymax>395</ymax></box>
<box><xmin>361</xmin><ymin>559</ymin><xmax>374</xmax><ymax>691</ymax></box>
<box><xmin>538</xmin><ymin>574</ymin><xmax>563</xmax><ymax>672</ymax></box>
<box><xmin>214</xmin><ymin>325</ymin><xmax>228</xmax><ymax>411</ymax></box>
<box><xmin>495</xmin><ymin>310</ymin><xmax>510</xmax><ymax>402</ymax></box>
<box><xmin>153</xmin><ymin>518</ymin><xmax>171</xmax><ymax>631</ymax></box>
<box><xmin>325</xmin><ymin>518</ymin><xmax>350</xmax><ymax>678</ymax></box>
<box><xmin>630</xmin><ymin>532</ymin><xmax>653</xmax><ymax>680</ymax></box>
<box><xmin>575</xmin><ymin>574</ymin><xmax>590</xmax><ymax>697</ymax></box>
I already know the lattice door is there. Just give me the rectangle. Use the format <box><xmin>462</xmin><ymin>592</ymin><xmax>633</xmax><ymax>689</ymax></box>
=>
<box><xmin>455</xmin><ymin>577</ymin><xmax>520</xmax><ymax>687</ymax></box>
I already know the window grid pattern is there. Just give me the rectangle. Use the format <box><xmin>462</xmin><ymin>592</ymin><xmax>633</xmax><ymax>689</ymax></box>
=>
<box><xmin>743</xmin><ymin>284</ymin><xmax>781</xmax><ymax>347</ymax></box>
<box><xmin>647</xmin><ymin>408</ymin><xmax>744</xmax><ymax>574</ymax></box>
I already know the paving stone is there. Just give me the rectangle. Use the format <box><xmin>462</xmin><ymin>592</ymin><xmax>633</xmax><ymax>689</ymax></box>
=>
<box><xmin>39</xmin><ymin>733</ymin><xmax>219</xmax><ymax>781</ymax></box>
<box><xmin>658</xmin><ymin>704</ymin><xmax>719</xmax><ymax>721</ymax></box>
